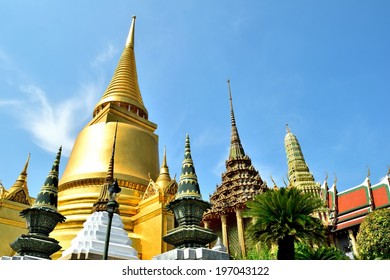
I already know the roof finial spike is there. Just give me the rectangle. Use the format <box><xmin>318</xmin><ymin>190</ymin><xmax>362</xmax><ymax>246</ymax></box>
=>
<box><xmin>107</xmin><ymin>121</ymin><xmax>119</xmax><ymax>181</ymax></box>
<box><xmin>333</xmin><ymin>172</ymin><xmax>338</xmax><ymax>185</ymax></box>
<box><xmin>162</xmin><ymin>146</ymin><xmax>168</xmax><ymax>167</ymax></box>
<box><xmin>21</xmin><ymin>153</ymin><xmax>31</xmax><ymax>176</ymax></box>
<box><xmin>366</xmin><ymin>166</ymin><xmax>371</xmax><ymax>178</ymax></box>
<box><xmin>227</xmin><ymin>79</ymin><xmax>245</xmax><ymax>159</ymax></box>
<box><xmin>92</xmin><ymin>122</ymin><xmax>119</xmax><ymax>213</ymax></box>
<box><xmin>286</xmin><ymin>123</ymin><xmax>291</xmax><ymax>133</ymax></box>
<box><xmin>126</xmin><ymin>15</ymin><xmax>136</xmax><ymax>49</ymax></box>
<box><xmin>325</xmin><ymin>171</ymin><xmax>328</xmax><ymax>182</ymax></box>
<box><xmin>387</xmin><ymin>165</ymin><xmax>390</xmax><ymax>176</ymax></box>
<box><xmin>227</xmin><ymin>78</ymin><xmax>235</xmax><ymax>125</ymax></box>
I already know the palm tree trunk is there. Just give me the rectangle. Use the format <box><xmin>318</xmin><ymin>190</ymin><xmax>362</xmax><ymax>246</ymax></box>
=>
<box><xmin>277</xmin><ymin>236</ymin><xmax>295</xmax><ymax>260</ymax></box>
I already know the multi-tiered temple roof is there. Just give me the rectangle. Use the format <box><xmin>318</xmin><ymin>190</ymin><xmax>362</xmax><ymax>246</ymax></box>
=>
<box><xmin>204</xmin><ymin>80</ymin><xmax>268</xmax><ymax>219</ymax></box>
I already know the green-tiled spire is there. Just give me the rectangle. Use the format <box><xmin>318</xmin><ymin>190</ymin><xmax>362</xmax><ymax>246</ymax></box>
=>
<box><xmin>284</xmin><ymin>125</ymin><xmax>320</xmax><ymax>194</ymax></box>
<box><xmin>13</xmin><ymin>146</ymin><xmax>65</xmax><ymax>259</ymax></box>
<box><xmin>175</xmin><ymin>134</ymin><xmax>202</xmax><ymax>200</ymax></box>
<box><xmin>32</xmin><ymin>146</ymin><xmax>62</xmax><ymax>212</ymax></box>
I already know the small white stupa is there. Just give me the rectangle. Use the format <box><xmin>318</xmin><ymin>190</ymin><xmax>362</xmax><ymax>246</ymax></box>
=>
<box><xmin>60</xmin><ymin>211</ymin><xmax>138</xmax><ymax>260</ymax></box>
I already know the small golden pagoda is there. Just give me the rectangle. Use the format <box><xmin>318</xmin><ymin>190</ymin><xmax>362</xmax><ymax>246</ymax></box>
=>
<box><xmin>284</xmin><ymin>125</ymin><xmax>321</xmax><ymax>195</ymax></box>
<box><xmin>0</xmin><ymin>155</ymin><xmax>34</xmax><ymax>257</ymax></box>
<box><xmin>50</xmin><ymin>16</ymin><xmax>176</xmax><ymax>259</ymax></box>
<box><xmin>284</xmin><ymin>126</ymin><xmax>328</xmax><ymax>222</ymax></box>
<box><xmin>203</xmin><ymin>80</ymin><xmax>268</xmax><ymax>258</ymax></box>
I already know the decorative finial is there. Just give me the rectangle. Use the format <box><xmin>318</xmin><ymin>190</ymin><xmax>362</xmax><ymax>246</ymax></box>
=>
<box><xmin>366</xmin><ymin>166</ymin><xmax>371</xmax><ymax>178</ymax></box>
<box><xmin>227</xmin><ymin>79</ymin><xmax>233</xmax><ymax>106</ymax></box>
<box><xmin>162</xmin><ymin>146</ymin><xmax>168</xmax><ymax>167</ymax></box>
<box><xmin>333</xmin><ymin>172</ymin><xmax>338</xmax><ymax>185</ymax></box>
<box><xmin>126</xmin><ymin>15</ymin><xmax>136</xmax><ymax>48</ymax></box>
<box><xmin>286</xmin><ymin>123</ymin><xmax>291</xmax><ymax>133</ymax></box>
<box><xmin>387</xmin><ymin>165</ymin><xmax>390</xmax><ymax>176</ymax></box>
<box><xmin>270</xmin><ymin>176</ymin><xmax>278</xmax><ymax>190</ymax></box>
<box><xmin>22</xmin><ymin>153</ymin><xmax>31</xmax><ymax>176</ymax></box>
<box><xmin>325</xmin><ymin>171</ymin><xmax>328</xmax><ymax>182</ymax></box>
<box><xmin>106</xmin><ymin>121</ymin><xmax>118</xmax><ymax>182</ymax></box>
<box><xmin>227</xmin><ymin>79</ymin><xmax>245</xmax><ymax>159</ymax></box>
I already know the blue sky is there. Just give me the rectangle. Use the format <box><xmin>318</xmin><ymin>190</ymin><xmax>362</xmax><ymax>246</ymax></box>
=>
<box><xmin>0</xmin><ymin>0</ymin><xmax>389</xmax><ymax>199</ymax></box>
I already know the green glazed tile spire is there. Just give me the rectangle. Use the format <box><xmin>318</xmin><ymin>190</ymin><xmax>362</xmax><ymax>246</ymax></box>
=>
<box><xmin>32</xmin><ymin>146</ymin><xmax>62</xmax><ymax>212</ymax></box>
<box><xmin>175</xmin><ymin>134</ymin><xmax>202</xmax><ymax>200</ymax></box>
<box><xmin>284</xmin><ymin>125</ymin><xmax>320</xmax><ymax>194</ymax></box>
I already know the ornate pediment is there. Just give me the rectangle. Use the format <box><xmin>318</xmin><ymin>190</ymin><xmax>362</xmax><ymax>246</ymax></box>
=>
<box><xmin>7</xmin><ymin>189</ymin><xmax>31</xmax><ymax>205</ymax></box>
<box><xmin>142</xmin><ymin>181</ymin><xmax>159</xmax><ymax>200</ymax></box>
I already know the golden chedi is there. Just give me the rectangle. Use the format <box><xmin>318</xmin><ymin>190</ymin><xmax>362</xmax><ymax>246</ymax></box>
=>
<box><xmin>51</xmin><ymin>16</ymin><xmax>161</xmax><ymax>258</ymax></box>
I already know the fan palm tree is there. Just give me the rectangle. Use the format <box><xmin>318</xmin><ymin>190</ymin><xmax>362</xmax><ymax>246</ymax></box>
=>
<box><xmin>245</xmin><ymin>187</ymin><xmax>326</xmax><ymax>260</ymax></box>
<box><xmin>295</xmin><ymin>243</ymin><xmax>349</xmax><ymax>260</ymax></box>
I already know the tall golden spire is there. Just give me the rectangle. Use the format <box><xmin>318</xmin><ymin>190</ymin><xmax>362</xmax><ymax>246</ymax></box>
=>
<box><xmin>227</xmin><ymin>79</ymin><xmax>245</xmax><ymax>159</ymax></box>
<box><xmin>93</xmin><ymin>15</ymin><xmax>147</xmax><ymax>119</ymax></box>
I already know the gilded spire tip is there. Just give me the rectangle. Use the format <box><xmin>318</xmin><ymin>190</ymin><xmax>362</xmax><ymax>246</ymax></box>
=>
<box><xmin>162</xmin><ymin>145</ymin><xmax>168</xmax><ymax>167</ymax></box>
<box><xmin>22</xmin><ymin>153</ymin><xmax>31</xmax><ymax>175</ymax></box>
<box><xmin>126</xmin><ymin>15</ymin><xmax>136</xmax><ymax>48</ymax></box>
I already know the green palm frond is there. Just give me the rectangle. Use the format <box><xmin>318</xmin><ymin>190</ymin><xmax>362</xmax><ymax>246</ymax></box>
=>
<box><xmin>244</xmin><ymin>187</ymin><xmax>327</xmax><ymax>259</ymax></box>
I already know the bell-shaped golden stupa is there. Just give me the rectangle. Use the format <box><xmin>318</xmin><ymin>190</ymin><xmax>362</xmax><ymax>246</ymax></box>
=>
<box><xmin>51</xmin><ymin>16</ymin><xmax>161</xmax><ymax>259</ymax></box>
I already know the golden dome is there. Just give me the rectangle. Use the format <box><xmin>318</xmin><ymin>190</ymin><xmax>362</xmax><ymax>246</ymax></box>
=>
<box><xmin>59</xmin><ymin>120</ymin><xmax>159</xmax><ymax>188</ymax></box>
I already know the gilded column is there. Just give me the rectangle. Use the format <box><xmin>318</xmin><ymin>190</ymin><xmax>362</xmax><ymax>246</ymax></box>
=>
<box><xmin>236</xmin><ymin>208</ymin><xmax>246</xmax><ymax>257</ymax></box>
<box><xmin>221</xmin><ymin>214</ymin><xmax>229</xmax><ymax>252</ymax></box>
<box><xmin>203</xmin><ymin>220</ymin><xmax>210</xmax><ymax>229</ymax></box>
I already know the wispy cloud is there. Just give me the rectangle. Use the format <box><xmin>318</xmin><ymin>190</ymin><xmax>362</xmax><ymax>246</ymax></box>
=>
<box><xmin>91</xmin><ymin>44</ymin><xmax>118</xmax><ymax>67</ymax></box>
<box><xmin>16</xmin><ymin>83</ymin><xmax>101</xmax><ymax>156</ymax></box>
<box><xmin>0</xmin><ymin>48</ymin><xmax>107</xmax><ymax>157</ymax></box>
<box><xmin>0</xmin><ymin>99</ymin><xmax>22</xmax><ymax>106</ymax></box>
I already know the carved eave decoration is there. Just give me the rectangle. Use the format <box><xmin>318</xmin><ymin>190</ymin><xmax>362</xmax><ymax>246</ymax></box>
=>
<box><xmin>142</xmin><ymin>180</ymin><xmax>159</xmax><ymax>200</ymax></box>
<box><xmin>142</xmin><ymin>178</ymin><xmax>177</xmax><ymax>204</ymax></box>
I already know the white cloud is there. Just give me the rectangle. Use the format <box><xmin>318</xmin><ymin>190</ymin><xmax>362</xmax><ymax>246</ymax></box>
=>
<box><xmin>16</xmin><ymin>82</ymin><xmax>102</xmax><ymax>157</ymax></box>
<box><xmin>0</xmin><ymin>48</ymin><xmax>106</xmax><ymax>157</ymax></box>
<box><xmin>0</xmin><ymin>99</ymin><xmax>22</xmax><ymax>106</ymax></box>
